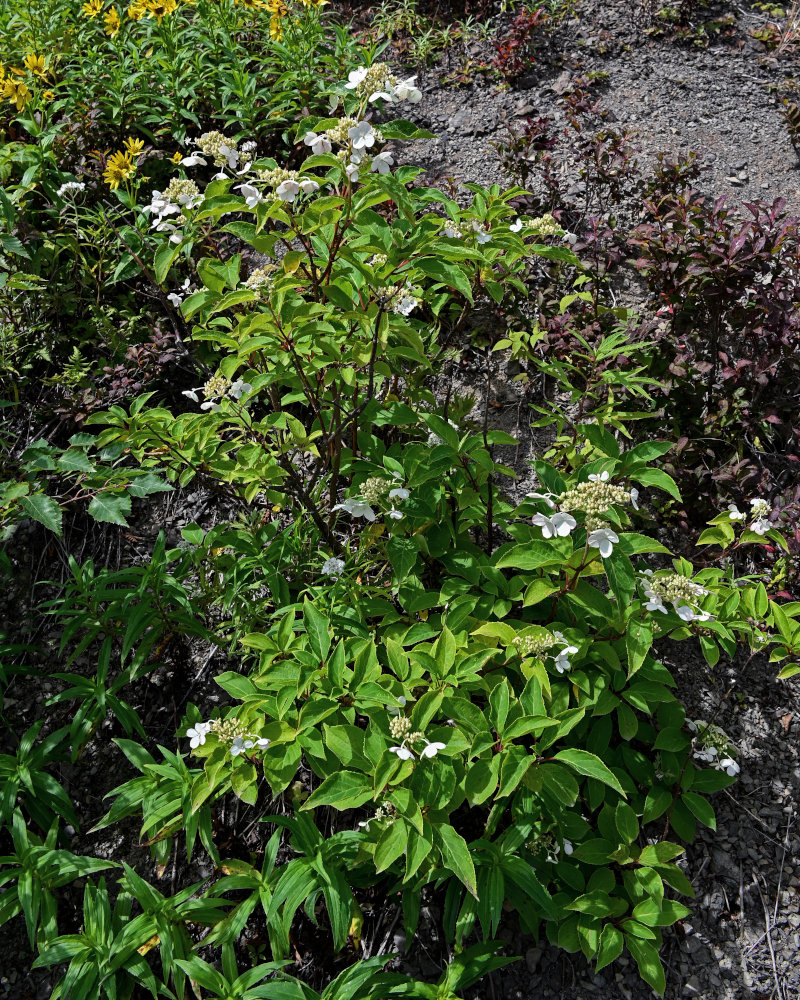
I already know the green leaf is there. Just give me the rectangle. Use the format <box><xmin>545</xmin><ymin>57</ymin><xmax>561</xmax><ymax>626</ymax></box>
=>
<box><xmin>438</xmin><ymin>824</ymin><xmax>478</xmax><ymax>898</ymax></box>
<box><xmin>302</xmin><ymin>771</ymin><xmax>373</xmax><ymax>811</ymax></box>
<box><xmin>596</xmin><ymin>924</ymin><xmax>623</xmax><ymax>971</ymax></box>
<box><xmin>625</xmin><ymin>618</ymin><xmax>652</xmax><ymax>679</ymax></box>
<box><xmin>87</xmin><ymin>492</ymin><xmax>131</xmax><ymax>526</ymax></box>
<box><xmin>303</xmin><ymin>599</ymin><xmax>331</xmax><ymax>662</ymax></box>
<box><xmin>615</xmin><ymin>801</ymin><xmax>639</xmax><ymax>844</ymax></box>
<box><xmin>681</xmin><ymin>791</ymin><xmax>716</xmax><ymax>830</ymax></box>
<box><xmin>154</xmin><ymin>240</ymin><xmax>183</xmax><ymax>284</ymax></box>
<box><xmin>18</xmin><ymin>494</ymin><xmax>62</xmax><ymax>536</ymax></box>
<box><xmin>374</xmin><ymin>820</ymin><xmax>408</xmax><ymax>873</ymax></box>
<box><xmin>553</xmin><ymin>749</ymin><xmax>626</xmax><ymax>797</ymax></box>
<box><xmin>625</xmin><ymin>935</ymin><xmax>666</xmax><ymax>995</ymax></box>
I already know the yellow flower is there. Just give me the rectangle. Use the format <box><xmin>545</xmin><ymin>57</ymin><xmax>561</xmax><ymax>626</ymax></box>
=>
<box><xmin>265</xmin><ymin>0</ymin><xmax>287</xmax><ymax>12</ymax></box>
<box><xmin>235</xmin><ymin>0</ymin><xmax>268</xmax><ymax>8</ymax></box>
<box><xmin>269</xmin><ymin>12</ymin><xmax>283</xmax><ymax>38</ymax></box>
<box><xmin>24</xmin><ymin>54</ymin><xmax>47</xmax><ymax>77</ymax></box>
<box><xmin>127</xmin><ymin>0</ymin><xmax>147</xmax><ymax>18</ymax></box>
<box><xmin>171</xmin><ymin>151</ymin><xmax>183</xmax><ymax>164</ymax></box>
<box><xmin>3</xmin><ymin>78</ymin><xmax>33</xmax><ymax>111</ymax></box>
<box><xmin>43</xmin><ymin>90</ymin><xmax>55</xmax><ymax>101</ymax></box>
<box><xmin>82</xmin><ymin>0</ymin><xmax>103</xmax><ymax>17</ymax></box>
<box><xmin>103</xmin><ymin>149</ymin><xmax>136</xmax><ymax>190</ymax></box>
<box><xmin>104</xmin><ymin>7</ymin><xmax>121</xmax><ymax>35</ymax></box>
<box><xmin>123</xmin><ymin>136</ymin><xmax>145</xmax><ymax>156</ymax></box>
<box><xmin>144</xmin><ymin>0</ymin><xmax>177</xmax><ymax>21</ymax></box>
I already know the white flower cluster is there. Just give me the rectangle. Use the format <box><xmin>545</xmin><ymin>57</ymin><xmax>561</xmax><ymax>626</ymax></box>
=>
<box><xmin>344</xmin><ymin>63</ymin><xmax>421</xmax><ymax>104</ymax></box>
<box><xmin>244</xmin><ymin>265</ymin><xmax>276</xmax><ymax>295</ymax></box>
<box><xmin>322</xmin><ymin>556</ymin><xmax>346</xmax><ymax>577</ymax></box>
<box><xmin>167</xmin><ymin>276</ymin><xmax>192</xmax><ymax>309</ymax></box>
<box><xmin>381</xmin><ymin>284</ymin><xmax>420</xmax><ymax>316</ymax></box>
<box><xmin>528</xmin><ymin>831</ymin><xmax>574</xmax><ymax>863</ymax></box>
<box><xmin>190</xmin><ymin>131</ymin><xmax>240</xmax><ymax>170</ymax></box>
<box><xmin>387</xmin><ymin>715</ymin><xmax>445</xmax><ymax>761</ymax></box>
<box><xmin>528</xmin><ymin>471</ymin><xmax>639</xmax><ymax>558</ymax></box>
<box><xmin>512</xmin><ymin>630</ymin><xmax>578</xmax><ymax>672</ymax></box>
<box><xmin>145</xmin><ymin>178</ymin><xmax>202</xmax><ymax>243</ymax></box>
<box><xmin>57</xmin><ymin>181</ymin><xmax>86</xmax><ymax>198</ymax></box>
<box><xmin>639</xmin><ymin>570</ymin><xmax>712</xmax><ymax>623</ymax></box>
<box><xmin>358</xmin><ymin>801</ymin><xmax>398</xmax><ymax>830</ymax></box>
<box><xmin>332</xmin><ymin>474</ymin><xmax>409</xmax><ymax>522</ymax></box>
<box><xmin>727</xmin><ymin>497</ymin><xmax>772</xmax><ymax>535</ymax></box>
<box><xmin>443</xmin><ymin>219</ymin><xmax>491</xmax><ymax>244</ymax></box>
<box><xmin>687</xmin><ymin>720</ymin><xmax>740</xmax><ymax>776</ymax></box>
<box><xmin>182</xmin><ymin>374</ymin><xmax>252</xmax><ymax>411</ymax></box>
<box><xmin>249</xmin><ymin>168</ymin><xmax>319</xmax><ymax>203</ymax></box>
<box><xmin>186</xmin><ymin>718</ymin><xmax>270</xmax><ymax>756</ymax></box>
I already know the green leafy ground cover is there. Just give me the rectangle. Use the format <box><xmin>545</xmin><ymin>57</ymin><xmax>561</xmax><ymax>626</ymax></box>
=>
<box><xmin>1</xmin><ymin>1</ymin><xmax>799</xmax><ymax>998</ymax></box>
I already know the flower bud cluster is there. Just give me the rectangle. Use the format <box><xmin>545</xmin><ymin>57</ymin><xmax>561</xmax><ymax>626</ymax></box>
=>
<box><xmin>373</xmin><ymin>802</ymin><xmax>398</xmax><ymax>822</ymax></box>
<box><xmin>389</xmin><ymin>715</ymin><xmax>421</xmax><ymax>742</ymax></box>
<box><xmin>351</xmin><ymin>62</ymin><xmax>397</xmax><ymax>100</ymax></box>
<box><xmin>513</xmin><ymin>632</ymin><xmax>556</xmax><ymax>657</ymax></box>
<box><xmin>325</xmin><ymin>118</ymin><xmax>359</xmax><ymax>146</ymax></box>
<box><xmin>204</xmin><ymin>374</ymin><xmax>232</xmax><ymax>400</ymax></box>
<box><xmin>368</xmin><ymin>252</ymin><xmax>388</xmax><ymax>268</ymax></box>
<box><xmin>529</xmin><ymin>213</ymin><xmax>564</xmax><ymax>237</ymax></box>
<box><xmin>245</xmin><ymin>265</ymin><xmax>276</xmax><ymax>294</ymax></box>
<box><xmin>640</xmin><ymin>570</ymin><xmax>711</xmax><ymax>621</ymax></box>
<box><xmin>165</xmin><ymin>176</ymin><xmax>202</xmax><ymax>207</ymax></box>
<box><xmin>198</xmin><ymin>131</ymin><xmax>239</xmax><ymax>166</ymax></box>
<box><xmin>361</xmin><ymin>476</ymin><xmax>392</xmax><ymax>503</ymax></box>
<box><xmin>558</xmin><ymin>479</ymin><xmax>632</xmax><ymax>515</ymax></box>
<box><xmin>257</xmin><ymin>166</ymin><xmax>300</xmax><ymax>187</ymax></box>
<box><xmin>382</xmin><ymin>285</ymin><xmax>420</xmax><ymax>316</ymax></box>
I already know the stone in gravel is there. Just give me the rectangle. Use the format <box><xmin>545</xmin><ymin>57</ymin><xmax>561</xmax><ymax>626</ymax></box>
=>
<box><xmin>683</xmin><ymin>976</ymin><xmax>702</xmax><ymax>996</ymax></box>
<box><xmin>525</xmin><ymin>947</ymin><xmax>542</xmax><ymax>973</ymax></box>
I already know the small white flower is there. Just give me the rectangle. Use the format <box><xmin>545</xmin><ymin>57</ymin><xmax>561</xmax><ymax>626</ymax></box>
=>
<box><xmin>588</xmin><ymin>527</ymin><xmax>619</xmax><ymax>558</ymax></box>
<box><xmin>427</xmin><ymin>432</ymin><xmax>444</xmax><ymax>446</ymax></box>
<box><xmin>750</xmin><ymin>518</ymin><xmax>770</xmax><ymax>535</ymax></box>
<box><xmin>255</xmin><ymin>737</ymin><xmax>270</xmax><ymax>749</ymax></box>
<box><xmin>298</xmin><ymin>178</ymin><xmax>319</xmax><ymax>195</ymax></box>
<box><xmin>471</xmin><ymin>220</ymin><xmax>491</xmax><ymax>244</ymax></box>
<box><xmin>229</xmin><ymin>379</ymin><xmax>252</xmax><ymax>399</ymax></box>
<box><xmin>237</xmin><ymin>183</ymin><xmax>264</xmax><ymax>209</ymax></box>
<box><xmin>187</xmin><ymin>722</ymin><xmax>211</xmax><ymax>749</ymax></box>
<box><xmin>719</xmin><ymin>756</ymin><xmax>740</xmax><ymax>777</ymax></box>
<box><xmin>182</xmin><ymin>389</ymin><xmax>201</xmax><ymax>402</ymax></box>
<box><xmin>563</xmin><ymin>839</ymin><xmax>574</xmax><ymax>855</ymax></box>
<box><xmin>304</xmin><ymin>131</ymin><xmax>332</xmax><ymax>155</ymax></box>
<box><xmin>389</xmin><ymin>696</ymin><xmax>408</xmax><ymax>716</ymax></box>
<box><xmin>527</xmin><ymin>491</ymin><xmax>557</xmax><ymax>509</ymax></box>
<box><xmin>588</xmin><ymin>470</ymin><xmax>610</xmax><ymax>483</ymax></box>
<box><xmin>693</xmin><ymin>746</ymin><xmax>718</xmax><ymax>763</ymax></box>
<box><xmin>322</xmin><ymin>557</ymin><xmax>346</xmax><ymax>577</ymax></box>
<box><xmin>510</xmin><ymin>218</ymin><xmax>525</xmax><ymax>232</ymax></box>
<box><xmin>230</xmin><ymin>736</ymin><xmax>249</xmax><ymax>757</ymax></box>
<box><xmin>674</xmin><ymin>603</ymin><xmax>697</xmax><ymax>622</ymax></box>
<box><xmin>345</xmin><ymin>162</ymin><xmax>360</xmax><ymax>183</ymax></box>
<box><xmin>332</xmin><ymin>499</ymin><xmax>377</xmax><ymax>521</ymax></box>
<box><xmin>276</xmin><ymin>179</ymin><xmax>301</xmax><ymax>202</ymax></box>
<box><xmin>344</xmin><ymin>66</ymin><xmax>369</xmax><ymax>89</ymax></box>
<box><xmin>388</xmin><ymin>487</ymin><xmax>409</xmax><ymax>501</ymax></box>
<box><xmin>348</xmin><ymin>121</ymin><xmax>376</xmax><ymax>150</ymax></box>
<box><xmin>532</xmin><ymin>512</ymin><xmax>577</xmax><ymax>539</ymax></box>
<box><xmin>219</xmin><ymin>143</ymin><xmax>239</xmax><ymax>169</ymax></box>
<box><xmin>371</xmin><ymin>151</ymin><xmax>394</xmax><ymax>175</ymax></box>
<box><xmin>553</xmin><ymin>644</ymin><xmax>578</xmax><ymax>674</ymax></box>
<box><xmin>419</xmin><ymin>741</ymin><xmax>446</xmax><ymax>759</ymax></box>
<box><xmin>644</xmin><ymin>595</ymin><xmax>668</xmax><ymax>614</ymax></box>
<box><xmin>388</xmin><ymin>508</ymin><xmax>404</xmax><ymax>520</ymax></box>
<box><xmin>200</xmin><ymin>401</ymin><xmax>221</xmax><ymax>412</ymax></box>
<box><xmin>392</xmin><ymin>76</ymin><xmax>422</xmax><ymax>103</ymax></box>
<box><xmin>389</xmin><ymin>745</ymin><xmax>415</xmax><ymax>761</ymax></box>
<box><xmin>180</xmin><ymin>154</ymin><xmax>207</xmax><ymax>167</ymax></box>
<box><xmin>630</xmin><ymin>488</ymin><xmax>640</xmax><ymax>510</ymax></box>
<box><xmin>727</xmin><ymin>503</ymin><xmax>746</xmax><ymax>521</ymax></box>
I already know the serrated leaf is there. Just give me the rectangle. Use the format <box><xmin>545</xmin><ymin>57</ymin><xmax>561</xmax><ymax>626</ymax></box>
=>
<box><xmin>18</xmin><ymin>494</ymin><xmax>62</xmax><ymax>536</ymax></box>
<box><xmin>87</xmin><ymin>492</ymin><xmax>131</xmax><ymax>526</ymax></box>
